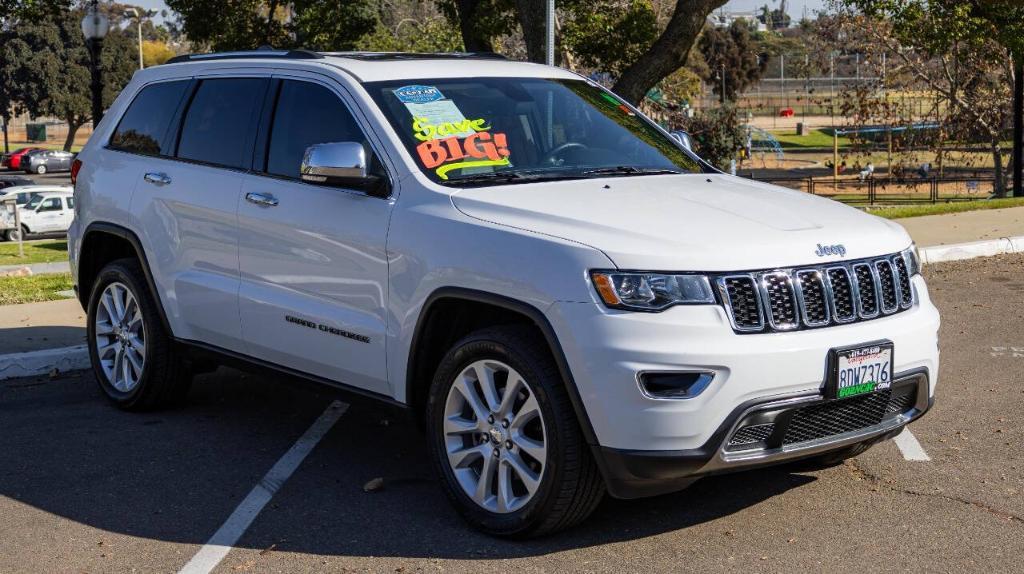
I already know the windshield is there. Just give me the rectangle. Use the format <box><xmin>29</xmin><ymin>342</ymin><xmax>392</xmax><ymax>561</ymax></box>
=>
<box><xmin>366</xmin><ymin>77</ymin><xmax>703</xmax><ymax>185</ymax></box>
<box><xmin>23</xmin><ymin>194</ymin><xmax>43</xmax><ymax>210</ymax></box>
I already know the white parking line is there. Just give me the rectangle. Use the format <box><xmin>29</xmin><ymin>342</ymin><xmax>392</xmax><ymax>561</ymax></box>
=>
<box><xmin>178</xmin><ymin>400</ymin><xmax>348</xmax><ymax>574</ymax></box>
<box><xmin>893</xmin><ymin>428</ymin><xmax>930</xmax><ymax>461</ymax></box>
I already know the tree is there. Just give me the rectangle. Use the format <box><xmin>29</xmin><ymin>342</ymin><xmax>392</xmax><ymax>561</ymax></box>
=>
<box><xmin>672</xmin><ymin>104</ymin><xmax>745</xmax><ymax>168</ymax></box>
<box><xmin>561</xmin><ymin>0</ymin><xmax>659</xmax><ymax>75</ymax></box>
<box><xmin>698</xmin><ymin>20</ymin><xmax>767</xmax><ymax>102</ymax></box>
<box><xmin>758</xmin><ymin>3</ymin><xmax>791</xmax><ymax>30</ymax></box>
<box><xmin>165</xmin><ymin>0</ymin><xmax>378</xmax><ymax>51</ymax></box>
<box><xmin>833</xmin><ymin>0</ymin><xmax>1018</xmax><ymax>195</ymax></box>
<box><xmin>141</xmin><ymin>39</ymin><xmax>175</xmax><ymax>67</ymax></box>
<box><xmin>4</xmin><ymin>6</ymin><xmax>137</xmax><ymax>150</ymax></box>
<box><xmin>610</xmin><ymin>0</ymin><xmax>729</xmax><ymax>104</ymax></box>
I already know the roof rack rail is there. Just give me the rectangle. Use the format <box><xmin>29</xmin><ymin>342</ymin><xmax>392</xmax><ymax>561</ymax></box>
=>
<box><xmin>166</xmin><ymin>48</ymin><xmax>323</xmax><ymax>64</ymax></box>
<box><xmin>320</xmin><ymin>51</ymin><xmax>508</xmax><ymax>61</ymax></box>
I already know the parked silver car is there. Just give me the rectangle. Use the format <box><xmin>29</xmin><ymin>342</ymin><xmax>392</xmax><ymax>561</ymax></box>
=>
<box><xmin>22</xmin><ymin>149</ymin><xmax>75</xmax><ymax>174</ymax></box>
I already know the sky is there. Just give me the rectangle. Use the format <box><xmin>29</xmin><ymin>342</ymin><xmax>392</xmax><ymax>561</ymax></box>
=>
<box><xmin>135</xmin><ymin>0</ymin><xmax>831</xmax><ymax>25</ymax></box>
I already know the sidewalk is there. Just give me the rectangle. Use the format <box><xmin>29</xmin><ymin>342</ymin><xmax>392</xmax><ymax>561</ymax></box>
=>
<box><xmin>897</xmin><ymin>206</ymin><xmax>1024</xmax><ymax>247</ymax></box>
<box><xmin>0</xmin><ymin>261</ymin><xmax>70</xmax><ymax>276</ymax></box>
<box><xmin>0</xmin><ymin>298</ymin><xmax>85</xmax><ymax>354</ymax></box>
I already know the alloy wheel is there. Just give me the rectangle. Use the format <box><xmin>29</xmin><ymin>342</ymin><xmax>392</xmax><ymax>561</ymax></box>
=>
<box><xmin>442</xmin><ymin>360</ymin><xmax>548</xmax><ymax>514</ymax></box>
<box><xmin>94</xmin><ymin>282</ymin><xmax>146</xmax><ymax>392</ymax></box>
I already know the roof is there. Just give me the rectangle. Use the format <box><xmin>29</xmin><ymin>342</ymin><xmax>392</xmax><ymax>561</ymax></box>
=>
<box><xmin>160</xmin><ymin>50</ymin><xmax>578</xmax><ymax>83</ymax></box>
<box><xmin>0</xmin><ymin>185</ymin><xmax>72</xmax><ymax>194</ymax></box>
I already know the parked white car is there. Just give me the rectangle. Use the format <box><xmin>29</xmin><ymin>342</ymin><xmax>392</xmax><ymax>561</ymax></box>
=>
<box><xmin>68</xmin><ymin>50</ymin><xmax>939</xmax><ymax>537</ymax></box>
<box><xmin>15</xmin><ymin>189</ymin><xmax>75</xmax><ymax>240</ymax></box>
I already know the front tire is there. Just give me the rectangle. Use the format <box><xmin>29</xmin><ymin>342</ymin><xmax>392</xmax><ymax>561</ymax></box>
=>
<box><xmin>35</xmin><ymin>164</ymin><xmax>46</xmax><ymax>174</ymax></box>
<box><xmin>426</xmin><ymin>326</ymin><xmax>604</xmax><ymax>537</ymax></box>
<box><xmin>86</xmin><ymin>258</ymin><xmax>191</xmax><ymax>410</ymax></box>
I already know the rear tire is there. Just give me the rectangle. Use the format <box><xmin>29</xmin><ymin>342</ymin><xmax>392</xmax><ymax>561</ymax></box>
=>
<box><xmin>426</xmin><ymin>326</ymin><xmax>604</xmax><ymax>537</ymax></box>
<box><xmin>5</xmin><ymin>227</ymin><xmax>24</xmax><ymax>242</ymax></box>
<box><xmin>86</xmin><ymin>258</ymin><xmax>192</xmax><ymax>410</ymax></box>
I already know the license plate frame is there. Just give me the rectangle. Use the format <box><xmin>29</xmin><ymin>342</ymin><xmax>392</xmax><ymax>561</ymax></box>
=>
<box><xmin>825</xmin><ymin>340</ymin><xmax>894</xmax><ymax>400</ymax></box>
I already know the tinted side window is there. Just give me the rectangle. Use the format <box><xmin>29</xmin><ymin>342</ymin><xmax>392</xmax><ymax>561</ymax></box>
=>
<box><xmin>65</xmin><ymin>197</ymin><xmax>75</xmax><ymax>209</ymax></box>
<box><xmin>266</xmin><ymin>81</ymin><xmax>367</xmax><ymax>179</ymax></box>
<box><xmin>177</xmin><ymin>78</ymin><xmax>266</xmax><ymax>170</ymax></box>
<box><xmin>109</xmin><ymin>80</ymin><xmax>189</xmax><ymax>156</ymax></box>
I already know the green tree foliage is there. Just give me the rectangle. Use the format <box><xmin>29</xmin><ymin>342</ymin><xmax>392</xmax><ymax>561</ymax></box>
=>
<box><xmin>561</xmin><ymin>0</ymin><xmax>659</xmax><ymax>75</ymax></box>
<box><xmin>360</xmin><ymin>17</ymin><xmax>463</xmax><ymax>52</ymax></box>
<box><xmin>674</xmin><ymin>104</ymin><xmax>746</xmax><ymax>169</ymax></box>
<box><xmin>698</xmin><ymin>20</ymin><xmax>767</xmax><ymax>102</ymax></box>
<box><xmin>2</xmin><ymin>6</ymin><xmax>137</xmax><ymax>150</ymax></box>
<box><xmin>165</xmin><ymin>0</ymin><xmax>378</xmax><ymax>51</ymax></box>
<box><xmin>757</xmin><ymin>4</ymin><xmax>790</xmax><ymax>30</ymax></box>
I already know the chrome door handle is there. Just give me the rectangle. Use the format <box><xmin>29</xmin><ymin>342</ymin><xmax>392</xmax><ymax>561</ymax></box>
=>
<box><xmin>143</xmin><ymin>172</ymin><xmax>171</xmax><ymax>186</ymax></box>
<box><xmin>245</xmin><ymin>192</ymin><xmax>279</xmax><ymax>207</ymax></box>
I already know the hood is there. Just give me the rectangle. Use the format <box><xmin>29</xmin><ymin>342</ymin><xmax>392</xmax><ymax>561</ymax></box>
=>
<box><xmin>450</xmin><ymin>174</ymin><xmax>912</xmax><ymax>271</ymax></box>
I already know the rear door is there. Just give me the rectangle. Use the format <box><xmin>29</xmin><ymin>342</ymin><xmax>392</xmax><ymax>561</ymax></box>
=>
<box><xmin>236</xmin><ymin>74</ymin><xmax>394</xmax><ymax>394</ymax></box>
<box><xmin>125</xmin><ymin>74</ymin><xmax>268</xmax><ymax>352</ymax></box>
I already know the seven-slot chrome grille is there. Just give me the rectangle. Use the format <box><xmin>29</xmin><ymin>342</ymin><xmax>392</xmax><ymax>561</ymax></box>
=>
<box><xmin>716</xmin><ymin>252</ymin><xmax>916</xmax><ymax>334</ymax></box>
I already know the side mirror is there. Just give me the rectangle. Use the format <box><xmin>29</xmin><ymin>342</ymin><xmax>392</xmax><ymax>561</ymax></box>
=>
<box><xmin>300</xmin><ymin>142</ymin><xmax>387</xmax><ymax>197</ymax></box>
<box><xmin>670</xmin><ymin>130</ymin><xmax>693</xmax><ymax>151</ymax></box>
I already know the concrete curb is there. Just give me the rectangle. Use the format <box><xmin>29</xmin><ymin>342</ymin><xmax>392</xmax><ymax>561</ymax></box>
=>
<box><xmin>919</xmin><ymin>235</ymin><xmax>1024</xmax><ymax>264</ymax></box>
<box><xmin>0</xmin><ymin>345</ymin><xmax>89</xmax><ymax>381</ymax></box>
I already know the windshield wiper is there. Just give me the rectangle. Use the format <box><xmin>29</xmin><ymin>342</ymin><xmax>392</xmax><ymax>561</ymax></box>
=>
<box><xmin>581</xmin><ymin>166</ymin><xmax>683</xmax><ymax>177</ymax></box>
<box><xmin>441</xmin><ymin>170</ymin><xmax>586</xmax><ymax>187</ymax></box>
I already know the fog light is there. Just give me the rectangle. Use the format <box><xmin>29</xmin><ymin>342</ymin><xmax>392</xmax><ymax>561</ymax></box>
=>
<box><xmin>638</xmin><ymin>371</ymin><xmax>714</xmax><ymax>399</ymax></box>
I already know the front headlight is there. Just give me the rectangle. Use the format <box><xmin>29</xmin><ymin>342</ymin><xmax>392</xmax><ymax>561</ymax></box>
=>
<box><xmin>902</xmin><ymin>244</ymin><xmax>921</xmax><ymax>275</ymax></box>
<box><xmin>590</xmin><ymin>271</ymin><xmax>715</xmax><ymax>311</ymax></box>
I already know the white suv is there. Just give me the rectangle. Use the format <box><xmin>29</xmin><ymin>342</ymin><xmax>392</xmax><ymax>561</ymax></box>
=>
<box><xmin>68</xmin><ymin>50</ymin><xmax>939</xmax><ymax>537</ymax></box>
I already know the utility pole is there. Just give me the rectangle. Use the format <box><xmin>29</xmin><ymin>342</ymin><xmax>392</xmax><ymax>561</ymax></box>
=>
<box><xmin>545</xmin><ymin>0</ymin><xmax>555</xmax><ymax>66</ymax></box>
<box><xmin>1014</xmin><ymin>55</ymin><xmax>1023</xmax><ymax>197</ymax></box>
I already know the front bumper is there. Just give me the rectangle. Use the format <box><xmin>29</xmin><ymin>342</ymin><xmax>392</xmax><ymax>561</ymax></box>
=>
<box><xmin>595</xmin><ymin>369</ymin><xmax>931</xmax><ymax>498</ymax></box>
<box><xmin>546</xmin><ymin>274</ymin><xmax>940</xmax><ymax>498</ymax></box>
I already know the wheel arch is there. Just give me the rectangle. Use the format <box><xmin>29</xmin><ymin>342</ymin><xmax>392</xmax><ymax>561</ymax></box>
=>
<box><xmin>78</xmin><ymin>222</ymin><xmax>172</xmax><ymax>335</ymax></box>
<box><xmin>407</xmin><ymin>287</ymin><xmax>599</xmax><ymax>446</ymax></box>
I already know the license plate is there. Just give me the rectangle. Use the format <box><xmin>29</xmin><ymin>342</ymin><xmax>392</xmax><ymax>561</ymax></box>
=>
<box><xmin>827</xmin><ymin>342</ymin><xmax>893</xmax><ymax>400</ymax></box>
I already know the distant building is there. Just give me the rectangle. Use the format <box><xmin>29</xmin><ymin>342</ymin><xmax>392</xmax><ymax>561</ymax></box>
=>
<box><xmin>709</xmin><ymin>10</ymin><xmax>769</xmax><ymax>32</ymax></box>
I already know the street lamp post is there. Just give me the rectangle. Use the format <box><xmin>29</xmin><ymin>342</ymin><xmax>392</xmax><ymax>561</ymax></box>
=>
<box><xmin>126</xmin><ymin>8</ymin><xmax>144</xmax><ymax>70</ymax></box>
<box><xmin>81</xmin><ymin>3</ymin><xmax>110</xmax><ymax>128</ymax></box>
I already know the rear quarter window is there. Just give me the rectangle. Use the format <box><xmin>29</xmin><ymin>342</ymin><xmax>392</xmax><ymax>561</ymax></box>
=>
<box><xmin>109</xmin><ymin>80</ymin><xmax>190</xmax><ymax>156</ymax></box>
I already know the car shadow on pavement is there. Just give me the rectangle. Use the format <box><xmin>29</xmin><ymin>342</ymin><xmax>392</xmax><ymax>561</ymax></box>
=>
<box><xmin>0</xmin><ymin>367</ymin><xmax>817</xmax><ymax>560</ymax></box>
<box><xmin>0</xmin><ymin>325</ymin><xmax>86</xmax><ymax>354</ymax></box>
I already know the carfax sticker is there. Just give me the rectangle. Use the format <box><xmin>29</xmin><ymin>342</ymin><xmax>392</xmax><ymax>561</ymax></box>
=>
<box><xmin>394</xmin><ymin>85</ymin><xmax>444</xmax><ymax>104</ymax></box>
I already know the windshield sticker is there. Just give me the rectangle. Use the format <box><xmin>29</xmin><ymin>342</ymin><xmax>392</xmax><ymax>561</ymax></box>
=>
<box><xmin>414</xmin><ymin>116</ymin><xmax>491</xmax><ymax>141</ymax></box>
<box><xmin>404</xmin><ymin>99</ymin><xmax>477</xmax><ymax>139</ymax></box>
<box><xmin>394</xmin><ymin>85</ymin><xmax>444</xmax><ymax>104</ymax></box>
<box><xmin>416</xmin><ymin>132</ymin><xmax>511</xmax><ymax>180</ymax></box>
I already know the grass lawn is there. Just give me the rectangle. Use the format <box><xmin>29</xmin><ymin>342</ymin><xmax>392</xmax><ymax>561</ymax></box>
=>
<box><xmin>4</xmin><ymin>142</ymin><xmax>83</xmax><ymax>153</ymax></box>
<box><xmin>866</xmin><ymin>197</ymin><xmax>1024</xmax><ymax>219</ymax></box>
<box><xmin>0</xmin><ymin>239</ymin><xmax>69</xmax><ymax>266</ymax></box>
<box><xmin>0</xmin><ymin>272</ymin><xmax>73</xmax><ymax>305</ymax></box>
<box><xmin>771</xmin><ymin>128</ymin><xmax>852</xmax><ymax>150</ymax></box>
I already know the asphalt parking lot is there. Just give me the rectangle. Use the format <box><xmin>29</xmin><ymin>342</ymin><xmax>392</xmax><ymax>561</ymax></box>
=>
<box><xmin>1</xmin><ymin>254</ymin><xmax>1022</xmax><ymax>573</ymax></box>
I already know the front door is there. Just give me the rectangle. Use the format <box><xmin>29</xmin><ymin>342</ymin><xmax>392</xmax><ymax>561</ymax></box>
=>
<box><xmin>31</xmin><ymin>196</ymin><xmax>64</xmax><ymax>232</ymax></box>
<box><xmin>236</xmin><ymin>76</ymin><xmax>393</xmax><ymax>395</ymax></box>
